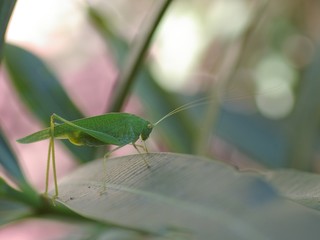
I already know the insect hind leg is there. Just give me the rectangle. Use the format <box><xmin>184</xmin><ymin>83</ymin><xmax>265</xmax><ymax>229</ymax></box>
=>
<box><xmin>132</xmin><ymin>142</ymin><xmax>150</xmax><ymax>168</ymax></box>
<box><xmin>44</xmin><ymin>114</ymin><xmax>59</xmax><ymax>200</ymax></box>
<box><xmin>101</xmin><ymin>145</ymin><xmax>124</xmax><ymax>194</ymax></box>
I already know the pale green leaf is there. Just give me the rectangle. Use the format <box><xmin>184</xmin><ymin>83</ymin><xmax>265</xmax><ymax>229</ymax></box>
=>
<box><xmin>265</xmin><ymin>169</ymin><xmax>320</xmax><ymax>210</ymax></box>
<box><xmin>55</xmin><ymin>153</ymin><xmax>320</xmax><ymax>239</ymax></box>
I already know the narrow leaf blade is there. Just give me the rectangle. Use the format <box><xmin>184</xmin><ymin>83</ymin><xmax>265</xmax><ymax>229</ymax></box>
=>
<box><xmin>0</xmin><ymin>178</ymin><xmax>33</xmax><ymax>225</ymax></box>
<box><xmin>0</xmin><ymin>199</ymin><xmax>31</xmax><ymax>226</ymax></box>
<box><xmin>0</xmin><ymin>0</ymin><xmax>16</xmax><ymax>61</ymax></box>
<box><xmin>4</xmin><ymin>44</ymin><xmax>96</xmax><ymax>162</ymax></box>
<box><xmin>0</xmin><ymin>129</ymin><xmax>26</xmax><ymax>184</ymax></box>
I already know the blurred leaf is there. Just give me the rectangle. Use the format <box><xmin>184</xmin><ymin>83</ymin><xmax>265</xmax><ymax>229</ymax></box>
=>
<box><xmin>0</xmin><ymin>199</ymin><xmax>31</xmax><ymax>226</ymax></box>
<box><xmin>61</xmin><ymin>227</ymin><xmax>149</xmax><ymax>240</ymax></box>
<box><xmin>0</xmin><ymin>178</ymin><xmax>34</xmax><ymax>225</ymax></box>
<box><xmin>135</xmin><ymin>71</ymin><xmax>199</xmax><ymax>152</ymax></box>
<box><xmin>0</xmin><ymin>177</ymin><xmax>39</xmax><ymax>208</ymax></box>
<box><xmin>215</xmin><ymin>107</ymin><xmax>288</xmax><ymax>168</ymax></box>
<box><xmin>89</xmin><ymin>2</ymin><xmax>174</xmax><ymax>112</ymax></box>
<box><xmin>213</xmin><ymin>56</ymin><xmax>320</xmax><ymax>169</ymax></box>
<box><xmin>87</xmin><ymin>6</ymin><xmax>127</xmax><ymax>69</ymax></box>
<box><xmin>0</xmin><ymin>176</ymin><xmax>142</xmax><ymax>235</ymax></box>
<box><xmin>87</xmin><ymin>6</ymin><xmax>198</xmax><ymax>153</ymax></box>
<box><xmin>0</xmin><ymin>130</ymin><xmax>38</xmax><ymax>207</ymax></box>
<box><xmin>0</xmin><ymin>128</ymin><xmax>27</xmax><ymax>184</ymax></box>
<box><xmin>107</xmin><ymin>0</ymin><xmax>174</xmax><ymax>112</ymax></box>
<box><xmin>4</xmin><ymin>44</ymin><xmax>97</xmax><ymax>163</ymax></box>
<box><xmin>4</xmin><ymin>44</ymin><xmax>82</xmax><ymax>120</ymax></box>
<box><xmin>285</xmin><ymin>46</ymin><xmax>320</xmax><ymax>170</ymax></box>
<box><xmin>56</xmin><ymin>153</ymin><xmax>320</xmax><ymax>239</ymax></box>
<box><xmin>0</xmin><ymin>0</ymin><xmax>16</xmax><ymax>61</ymax></box>
<box><xmin>91</xmin><ymin>230</ymin><xmax>147</xmax><ymax>240</ymax></box>
<box><xmin>265</xmin><ymin>169</ymin><xmax>320</xmax><ymax>211</ymax></box>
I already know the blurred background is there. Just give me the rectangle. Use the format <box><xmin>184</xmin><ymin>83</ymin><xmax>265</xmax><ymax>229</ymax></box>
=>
<box><xmin>1</xmin><ymin>0</ymin><xmax>320</xmax><ymax>238</ymax></box>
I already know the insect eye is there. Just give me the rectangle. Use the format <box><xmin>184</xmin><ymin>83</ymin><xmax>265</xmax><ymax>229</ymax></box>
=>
<box><xmin>147</xmin><ymin>123</ymin><xmax>153</xmax><ymax>129</ymax></box>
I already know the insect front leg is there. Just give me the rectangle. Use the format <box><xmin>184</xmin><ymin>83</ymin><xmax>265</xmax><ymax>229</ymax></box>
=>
<box><xmin>143</xmin><ymin>140</ymin><xmax>149</xmax><ymax>153</ymax></box>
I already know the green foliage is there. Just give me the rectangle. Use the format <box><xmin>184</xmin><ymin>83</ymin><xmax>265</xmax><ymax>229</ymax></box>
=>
<box><xmin>106</xmin><ymin>0</ymin><xmax>174</xmax><ymax>112</ymax></box>
<box><xmin>0</xmin><ymin>128</ymin><xmax>26</xmax><ymax>185</ymax></box>
<box><xmin>1</xmin><ymin>0</ymin><xmax>320</xmax><ymax>239</ymax></box>
<box><xmin>4</xmin><ymin>44</ymin><xmax>97</xmax><ymax>163</ymax></box>
<box><xmin>0</xmin><ymin>199</ymin><xmax>31</xmax><ymax>226</ymax></box>
<box><xmin>0</xmin><ymin>0</ymin><xmax>16</xmax><ymax>61</ymax></box>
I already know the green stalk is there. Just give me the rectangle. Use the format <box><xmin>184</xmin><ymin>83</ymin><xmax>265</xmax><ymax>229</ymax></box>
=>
<box><xmin>109</xmin><ymin>0</ymin><xmax>174</xmax><ymax>112</ymax></box>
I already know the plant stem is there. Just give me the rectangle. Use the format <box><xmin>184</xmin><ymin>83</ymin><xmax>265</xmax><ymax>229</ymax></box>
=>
<box><xmin>109</xmin><ymin>0</ymin><xmax>173</xmax><ymax>112</ymax></box>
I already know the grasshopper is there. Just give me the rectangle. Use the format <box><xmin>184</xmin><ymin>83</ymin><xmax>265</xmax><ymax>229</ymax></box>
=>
<box><xmin>17</xmin><ymin>98</ymin><xmax>208</xmax><ymax>198</ymax></box>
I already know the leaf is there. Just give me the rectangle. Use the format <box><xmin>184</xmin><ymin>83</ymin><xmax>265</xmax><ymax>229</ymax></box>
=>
<box><xmin>215</xmin><ymin>108</ymin><xmax>287</xmax><ymax>168</ymax></box>
<box><xmin>4</xmin><ymin>44</ymin><xmax>97</xmax><ymax>163</ymax></box>
<box><xmin>0</xmin><ymin>0</ymin><xmax>16</xmax><ymax>61</ymax></box>
<box><xmin>135</xmin><ymin>72</ymin><xmax>201</xmax><ymax>152</ymax></box>
<box><xmin>0</xmin><ymin>147</ymin><xmax>39</xmax><ymax>222</ymax></box>
<box><xmin>87</xmin><ymin>6</ymin><xmax>128</xmax><ymax>67</ymax></box>
<box><xmin>284</xmin><ymin>46</ymin><xmax>320</xmax><ymax>170</ymax></box>
<box><xmin>55</xmin><ymin>153</ymin><xmax>320</xmax><ymax>239</ymax></box>
<box><xmin>265</xmin><ymin>169</ymin><xmax>320</xmax><ymax>210</ymax></box>
<box><xmin>0</xmin><ymin>199</ymin><xmax>31</xmax><ymax>226</ymax></box>
<box><xmin>3</xmin><ymin>44</ymin><xmax>82</xmax><ymax>120</ymax></box>
<box><xmin>0</xmin><ymin>177</ymin><xmax>40</xmax><ymax>207</ymax></box>
<box><xmin>0</xmin><ymin>178</ymin><xmax>33</xmax><ymax>225</ymax></box>
<box><xmin>88</xmin><ymin>2</ymin><xmax>174</xmax><ymax>111</ymax></box>
<box><xmin>0</xmin><ymin>128</ymin><xmax>27</xmax><ymax>185</ymax></box>
<box><xmin>0</xmin><ymin>130</ymin><xmax>37</xmax><ymax>207</ymax></box>
<box><xmin>57</xmin><ymin>224</ymin><xmax>148</xmax><ymax>240</ymax></box>
<box><xmin>216</xmin><ymin>46</ymin><xmax>320</xmax><ymax>170</ymax></box>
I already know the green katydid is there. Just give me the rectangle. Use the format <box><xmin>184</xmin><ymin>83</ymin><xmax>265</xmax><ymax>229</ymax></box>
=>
<box><xmin>17</xmin><ymin>97</ymin><xmax>209</xmax><ymax>198</ymax></box>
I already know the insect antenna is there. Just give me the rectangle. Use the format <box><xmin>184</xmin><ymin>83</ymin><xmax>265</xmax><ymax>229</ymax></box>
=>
<box><xmin>153</xmin><ymin>97</ymin><xmax>211</xmax><ymax>126</ymax></box>
<box><xmin>153</xmin><ymin>83</ymin><xmax>283</xmax><ymax>127</ymax></box>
